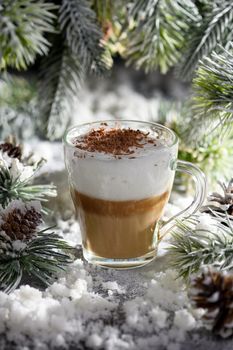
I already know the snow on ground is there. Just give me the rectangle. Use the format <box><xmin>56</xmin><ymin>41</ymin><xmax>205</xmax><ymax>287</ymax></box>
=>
<box><xmin>0</xmin><ymin>258</ymin><xmax>203</xmax><ymax>350</ymax></box>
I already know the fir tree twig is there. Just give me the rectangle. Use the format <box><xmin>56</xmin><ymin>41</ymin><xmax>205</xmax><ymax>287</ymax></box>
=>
<box><xmin>0</xmin><ymin>0</ymin><xmax>57</xmax><ymax>70</ymax></box>
<box><xmin>169</xmin><ymin>215</ymin><xmax>233</xmax><ymax>280</ymax></box>
<box><xmin>0</xmin><ymin>200</ymin><xmax>73</xmax><ymax>293</ymax></box>
<box><xmin>178</xmin><ymin>1</ymin><xmax>233</xmax><ymax>80</ymax></box>
<box><xmin>38</xmin><ymin>38</ymin><xmax>83</xmax><ymax>140</ymax></box>
<box><xmin>188</xmin><ymin>45</ymin><xmax>233</xmax><ymax>141</ymax></box>
<box><xmin>0</xmin><ymin>157</ymin><xmax>56</xmax><ymax>209</ymax></box>
<box><xmin>124</xmin><ymin>0</ymin><xmax>200</xmax><ymax>73</ymax></box>
<box><xmin>59</xmin><ymin>0</ymin><xmax>112</xmax><ymax>74</ymax></box>
<box><xmin>92</xmin><ymin>0</ymin><xmax>113</xmax><ymax>27</ymax></box>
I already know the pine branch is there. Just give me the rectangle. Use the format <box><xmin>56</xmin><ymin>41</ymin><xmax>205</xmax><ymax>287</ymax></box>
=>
<box><xmin>0</xmin><ymin>0</ymin><xmax>57</xmax><ymax>70</ymax></box>
<box><xmin>92</xmin><ymin>0</ymin><xmax>112</xmax><ymax>26</ymax></box>
<box><xmin>0</xmin><ymin>159</ymin><xmax>56</xmax><ymax>208</ymax></box>
<box><xmin>178</xmin><ymin>1</ymin><xmax>233</xmax><ymax>80</ymax></box>
<box><xmin>59</xmin><ymin>0</ymin><xmax>112</xmax><ymax>74</ymax></box>
<box><xmin>124</xmin><ymin>0</ymin><xmax>200</xmax><ymax>73</ymax></box>
<box><xmin>0</xmin><ymin>260</ymin><xmax>23</xmax><ymax>294</ymax></box>
<box><xmin>194</xmin><ymin>0</ymin><xmax>214</xmax><ymax>17</ymax></box>
<box><xmin>21</xmin><ymin>232</ymin><xmax>73</xmax><ymax>286</ymax></box>
<box><xmin>0</xmin><ymin>231</ymin><xmax>72</xmax><ymax>293</ymax></box>
<box><xmin>169</xmin><ymin>216</ymin><xmax>233</xmax><ymax>280</ymax></box>
<box><xmin>188</xmin><ymin>46</ymin><xmax>233</xmax><ymax>142</ymax></box>
<box><xmin>0</xmin><ymin>200</ymin><xmax>73</xmax><ymax>293</ymax></box>
<box><xmin>38</xmin><ymin>38</ymin><xmax>83</xmax><ymax>140</ymax></box>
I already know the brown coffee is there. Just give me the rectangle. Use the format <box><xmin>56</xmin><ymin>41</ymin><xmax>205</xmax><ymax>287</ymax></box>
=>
<box><xmin>71</xmin><ymin>187</ymin><xmax>170</xmax><ymax>259</ymax></box>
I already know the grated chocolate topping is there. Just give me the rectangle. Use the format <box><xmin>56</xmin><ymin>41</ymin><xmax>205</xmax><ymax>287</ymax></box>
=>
<box><xmin>73</xmin><ymin>127</ymin><xmax>157</xmax><ymax>156</ymax></box>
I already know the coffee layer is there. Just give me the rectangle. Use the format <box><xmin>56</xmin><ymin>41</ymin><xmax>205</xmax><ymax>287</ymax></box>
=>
<box><xmin>65</xmin><ymin>123</ymin><xmax>178</xmax><ymax>201</ymax></box>
<box><xmin>71</xmin><ymin>189</ymin><xmax>170</xmax><ymax>259</ymax></box>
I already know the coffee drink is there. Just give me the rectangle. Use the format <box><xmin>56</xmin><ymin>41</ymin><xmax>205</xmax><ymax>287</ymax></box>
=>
<box><xmin>71</xmin><ymin>189</ymin><xmax>170</xmax><ymax>259</ymax></box>
<box><xmin>64</xmin><ymin>122</ymin><xmax>177</xmax><ymax>266</ymax></box>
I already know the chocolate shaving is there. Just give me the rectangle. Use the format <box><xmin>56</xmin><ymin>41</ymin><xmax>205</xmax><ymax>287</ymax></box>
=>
<box><xmin>73</xmin><ymin>128</ymin><xmax>156</xmax><ymax>155</ymax></box>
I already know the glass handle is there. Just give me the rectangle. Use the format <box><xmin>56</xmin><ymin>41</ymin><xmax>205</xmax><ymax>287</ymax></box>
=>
<box><xmin>159</xmin><ymin>160</ymin><xmax>207</xmax><ymax>240</ymax></box>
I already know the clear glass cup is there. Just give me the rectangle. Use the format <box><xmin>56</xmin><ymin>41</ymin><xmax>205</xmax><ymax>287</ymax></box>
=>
<box><xmin>63</xmin><ymin>120</ymin><xmax>206</xmax><ymax>269</ymax></box>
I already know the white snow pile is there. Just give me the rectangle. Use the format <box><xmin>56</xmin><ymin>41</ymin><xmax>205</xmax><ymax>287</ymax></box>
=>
<box><xmin>0</xmin><ymin>256</ymin><xmax>204</xmax><ymax>350</ymax></box>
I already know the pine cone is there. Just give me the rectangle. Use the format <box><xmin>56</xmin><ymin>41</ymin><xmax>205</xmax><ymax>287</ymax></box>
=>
<box><xmin>0</xmin><ymin>206</ymin><xmax>42</xmax><ymax>241</ymax></box>
<box><xmin>201</xmin><ymin>179</ymin><xmax>233</xmax><ymax>217</ymax></box>
<box><xmin>0</xmin><ymin>141</ymin><xmax>22</xmax><ymax>160</ymax></box>
<box><xmin>189</xmin><ymin>268</ymin><xmax>233</xmax><ymax>338</ymax></box>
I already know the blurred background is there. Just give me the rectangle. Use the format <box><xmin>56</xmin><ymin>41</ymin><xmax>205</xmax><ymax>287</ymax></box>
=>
<box><xmin>1</xmin><ymin>0</ymin><xmax>233</xmax><ymax>193</ymax></box>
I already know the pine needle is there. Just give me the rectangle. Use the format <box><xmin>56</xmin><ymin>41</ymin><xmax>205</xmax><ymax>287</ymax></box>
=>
<box><xmin>124</xmin><ymin>0</ymin><xmax>200</xmax><ymax>73</ymax></box>
<box><xmin>0</xmin><ymin>231</ymin><xmax>73</xmax><ymax>293</ymax></box>
<box><xmin>169</xmin><ymin>215</ymin><xmax>233</xmax><ymax>280</ymax></box>
<box><xmin>59</xmin><ymin>0</ymin><xmax>112</xmax><ymax>74</ymax></box>
<box><xmin>178</xmin><ymin>1</ymin><xmax>233</xmax><ymax>80</ymax></box>
<box><xmin>38</xmin><ymin>38</ymin><xmax>83</xmax><ymax>140</ymax></box>
<box><xmin>0</xmin><ymin>0</ymin><xmax>57</xmax><ymax>70</ymax></box>
<box><xmin>188</xmin><ymin>45</ymin><xmax>233</xmax><ymax>142</ymax></box>
<box><xmin>0</xmin><ymin>163</ymin><xmax>57</xmax><ymax>208</ymax></box>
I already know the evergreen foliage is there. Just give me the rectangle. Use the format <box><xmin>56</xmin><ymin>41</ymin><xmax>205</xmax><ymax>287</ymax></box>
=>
<box><xmin>92</xmin><ymin>0</ymin><xmax>112</xmax><ymax>25</ymax></box>
<box><xmin>1</xmin><ymin>231</ymin><xmax>72</xmax><ymax>293</ymax></box>
<box><xmin>0</xmin><ymin>160</ymin><xmax>57</xmax><ymax>209</ymax></box>
<box><xmin>125</xmin><ymin>0</ymin><xmax>200</xmax><ymax>73</ymax></box>
<box><xmin>0</xmin><ymin>136</ymin><xmax>57</xmax><ymax>209</ymax></box>
<box><xmin>178</xmin><ymin>1</ymin><xmax>233</xmax><ymax>80</ymax></box>
<box><xmin>1</xmin><ymin>0</ymin><xmax>233</xmax><ymax>143</ymax></box>
<box><xmin>0</xmin><ymin>0</ymin><xmax>56</xmax><ymax>70</ymax></box>
<box><xmin>38</xmin><ymin>39</ymin><xmax>83</xmax><ymax>140</ymax></box>
<box><xmin>169</xmin><ymin>215</ymin><xmax>233</xmax><ymax>279</ymax></box>
<box><xmin>189</xmin><ymin>46</ymin><xmax>233</xmax><ymax>142</ymax></box>
<box><xmin>39</xmin><ymin>0</ymin><xmax>112</xmax><ymax>139</ymax></box>
<box><xmin>59</xmin><ymin>0</ymin><xmax>112</xmax><ymax>74</ymax></box>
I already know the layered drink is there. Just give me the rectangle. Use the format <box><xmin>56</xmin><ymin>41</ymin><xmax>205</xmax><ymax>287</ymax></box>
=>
<box><xmin>64</xmin><ymin>121</ymin><xmax>178</xmax><ymax>267</ymax></box>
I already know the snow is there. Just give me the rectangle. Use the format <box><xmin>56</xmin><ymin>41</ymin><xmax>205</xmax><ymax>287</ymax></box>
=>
<box><xmin>0</xmin><ymin>253</ymin><xmax>204</xmax><ymax>350</ymax></box>
<box><xmin>174</xmin><ymin>310</ymin><xmax>196</xmax><ymax>331</ymax></box>
<box><xmin>3</xmin><ymin>199</ymin><xmax>28</xmax><ymax>214</ymax></box>
<box><xmin>195</xmin><ymin>214</ymin><xmax>218</xmax><ymax>234</ymax></box>
<box><xmin>102</xmin><ymin>281</ymin><xmax>126</xmax><ymax>294</ymax></box>
<box><xmin>10</xmin><ymin>159</ymin><xmax>34</xmax><ymax>182</ymax></box>
<box><xmin>12</xmin><ymin>240</ymin><xmax>27</xmax><ymax>251</ymax></box>
<box><xmin>0</xmin><ymin>149</ymin><xmax>13</xmax><ymax>167</ymax></box>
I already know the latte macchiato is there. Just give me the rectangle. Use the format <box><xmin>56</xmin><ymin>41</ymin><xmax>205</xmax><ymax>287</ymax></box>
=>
<box><xmin>64</xmin><ymin>122</ymin><xmax>177</xmax><ymax>267</ymax></box>
<box><xmin>71</xmin><ymin>189</ymin><xmax>170</xmax><ymax>259</ymax></box>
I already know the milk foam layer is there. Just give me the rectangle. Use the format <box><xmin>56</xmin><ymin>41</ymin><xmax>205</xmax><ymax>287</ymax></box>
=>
<box><xmin>65</xmin><ymin>142</ymin><xmax>178</xmax><ymax>201</ymax></box>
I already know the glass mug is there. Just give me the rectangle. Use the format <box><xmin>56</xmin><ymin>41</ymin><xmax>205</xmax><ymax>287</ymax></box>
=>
<box><xmin>63</xmin><ymin>120</ymin><xmax>206</xmax><ymax>268</ymax></box>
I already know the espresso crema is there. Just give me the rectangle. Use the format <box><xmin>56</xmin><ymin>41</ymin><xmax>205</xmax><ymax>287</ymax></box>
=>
<box><xmin>65</xmin><ymin>124</ymin><xmax>177</xmax><ymax>263</ymax></box>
